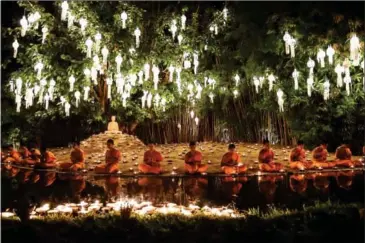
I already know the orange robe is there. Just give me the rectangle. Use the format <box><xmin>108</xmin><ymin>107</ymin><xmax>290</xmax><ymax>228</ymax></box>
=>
<box><xmin>19</xmin><ymin>147</ymin><xmax>31</xmax><ymax>160</ymax></box>
<box><xmin>23</xmin><ymin>149</ymin><xmax>41</xmax><ymax>165</ymax></box>
<box><xmin>312</xmin><ymin>146</ymin><xmax>334</xmax><ymax>168</ymax></box>
<box><xmin>60</xmin><ymin>149</ymin><xmax>85</xmax><ymax>171</ymax></box>
<box><xmin>184</xmin><ymin>151</ymin><xmax>208</xmax><ymax>174</ymax></box>
<box><xmin>258</xmin><ymin>148</ymin><xmax>283</xmax><ymax>172</ymax></box>
<box><xmin>3</xmin><ymin>149</ymin><xmax>21</xmax><ymax>163</ymax></box>
<box><xmin>289</xmin><ymin>147</ymin><xmax>313</xmax><ymax>170</ymax></box>
<box><xmin>334</xmin><ymin>145</ymin><xmax>353</xmax><ymax>167</ymax></box>
<box><xmin>95</xmin><ymin>148</ymin><xmax>120</xmax><ymax>173</ymax></box>
<box><xmin>221</xmin><ymin>152</ymin><xmax>247</xmax><ymax>174</ymax></box>
<box><xmin>36</xmin><ymin>151</ymin><xmax>57</xmax><ymax>168</ymax></box>
<box><xmin>138</xmin><ymin>150</ymin><xmax>163</xmax><ymax>174</ymax></box>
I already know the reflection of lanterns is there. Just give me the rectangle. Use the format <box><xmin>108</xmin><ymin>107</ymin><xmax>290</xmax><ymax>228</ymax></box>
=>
<box><xmin>120</xmin><ymin>11</ymin><xmax>128</xmax><ymax>29</ymax></box>
<box><xmin>326</xmin><ymin>45</ymin><xmax>335</xmax><ymax>65</ymax></box>
<box><xmin>194</xmin><ymin>117</ymin><xmax>199</xmax><ymax>126</ymax></box>
<box><xmin>190</xmin><ymin>110</ymin><xmax>195</xmax><ymax>119</ymax></box>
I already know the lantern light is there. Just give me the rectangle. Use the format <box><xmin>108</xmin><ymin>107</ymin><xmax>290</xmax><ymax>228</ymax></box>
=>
<box><xmin>12</xmin><ymin>40</ymin><xmax>19</xmax><ymax>58</ymax></box>
<box><xmin>85</xmin><ymin>38</ymin><xmax>93</xmax><ymax>58</ymax></box>
<box><xmin>61</xmin><ymin>1</ymin><xmax>69</xmax><ymax>21</ymax></box>
<box><xmin>79</xmin><ymin>18</ymin><xmax>88</xmax><ymax>35</ymax></box>
<box><xmin>134</xmin><ymin>28</ymin><xmax>141</xmax><ymax>48</ymax></box>
<box><xmin>41</xmin><ymin>26</ymin><xmax>48</xmax><ymax>44</ymax></box>
<box><xmin>120</xmin><ymin>11</ymin><xmax>128</xmax><ymax>29</ymax></box>
<box><xmin>326</xmin><ymin>45</ymin><xmax>335</xmax><ymax>65</ymax></box>
<box><xmin>20</xmin><ymin>16</ymin><xmax>28</xmax><ymax>37</ymax></box>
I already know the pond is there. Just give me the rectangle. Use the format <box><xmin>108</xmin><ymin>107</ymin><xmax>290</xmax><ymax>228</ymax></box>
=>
<box><xmin>2</xmin><ymin>167</ymin><xmax>364</xmax><ymax>214</ymax></box>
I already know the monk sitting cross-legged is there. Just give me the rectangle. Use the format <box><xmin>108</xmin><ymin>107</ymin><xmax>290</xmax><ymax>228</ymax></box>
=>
<box><xmin>18</xmin><ymin>145</ymin><xmax>31</xmax><ymax>162</ymax></box>
<box><xmin>185</xmin><ymin>141</ymin><xmax>208</xmax><ymax>174</ymax></box>
<box><xmin>23</xmin><ymin>147</ymin><xmax>41</xmax><ymax>165</ymax></box>
<box><xmin>289</xmin><ymin>140</ymin><xmax>313</xmax><ymax>170</ymax></box>
<box><xmin>59</xmin><ymin>141</ymin><xmax>85</xmax><ymax>171</ymax></box>
<box><xmin>221</xmin><ymin>143</ymin><xmax>247</xmax><ymax>174</ymax></box>
<box><xmin>312</xmin><ymin>142</ymin><xmax>335</xmax><ymax>168</ymax></box>
<box><xmin>35</xmin><ymin>146</ymin><xmax>57</xmax><ymax>169</ymax></box>
<box><xmin>95</xmin><ymin>139</ymin><xmax>120</xmax><ymax>174</ymax></box>
<box><xmin>2</xmin><ymin>145</ymin><xmax>21</xmax><ymax>163</ymax></box>
<box><xmin>258</xmin><ymin>139</ymin><xmax>284</xmax><ymax>172</ymax></box>
<box><xmin>138</xmin><ymin>142</ymin><xmax>163</xmax><ymax>174</ymax></box>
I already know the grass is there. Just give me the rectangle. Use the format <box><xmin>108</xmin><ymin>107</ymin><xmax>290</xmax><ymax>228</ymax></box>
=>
<box><xmin>2</xmin><ymin>201</ymin><xmax>364</xmax><ymax>243</ymax></box>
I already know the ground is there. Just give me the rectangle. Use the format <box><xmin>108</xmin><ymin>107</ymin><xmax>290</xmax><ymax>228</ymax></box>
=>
<box><xmin>50</xmin><ymin>132</ymin><xmax>362</xmax><ymax>174</ymax></box>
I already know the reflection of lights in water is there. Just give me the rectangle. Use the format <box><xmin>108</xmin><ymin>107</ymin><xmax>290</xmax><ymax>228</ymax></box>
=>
<box><xmin>201</xmin><ymin>172</ymin><xmax>207</xmax><ymax>176</ymax></box>
<box><xmin>172</xmin><ymin>167</ymin><xmax>177</xmax><ymax>170</ymax></box>
<box><xmin>1</xmin><ymin>212</ymin><xmax>15</xmax><ymax>218</ymax></box>
<box><xmin>318</xmin><ymin>167</ymin><xmax>323</xmax><ymax>170</ymax></box>
<box><xmin>257</xmin><ymin>171</ymin><xmax>262</xmax><ymax>176</ymax></box>
<box><xmin>171</xmin><ymin>171</ymin><xmax>176</xmax><ymax>175</ymax></box>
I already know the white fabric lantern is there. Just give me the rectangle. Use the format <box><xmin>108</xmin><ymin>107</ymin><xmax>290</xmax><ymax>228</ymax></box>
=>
<box><xmin>323</xmin><ymin>78</ymin><xmax>330</xmax><ymax>101</ymax></box>
<box><xmin>168</xmin><ymin>65</ymin><xmax>175</xmax><ymax>82</ymax></box>
<box><xmin>147</xmin><ymin>93</ymin><xmax>152</xmax><ymax>108</ymax></box>
<box><xmin>134</xmin><ymin>28</ymin><xmax>141</xmax><ymax>48</ymax></box>
<box><xmin>91</xmin><ymin>67</ymin><xmax>97</xmax><ymax>85</ymax></box>
<box><xmin>344</xmin><ymin>74</ymin><xmax>351</xmax><ymax>96</ymax></box>
<box><xmin>12</xmin><ymin>40</ymin><xmax>19</xmax><ymax>58</ymax></box>
<box><xmin>326</xmin><ymin>45</ymin><xmax>335</xmax><ymax>65</ymax></box>
<box><xmin>161</xmin><ymin>98</ymin><xmax>167</xmax><ymax>112</ymax></box>
<box><xmin>101</xmin><ymin>46</ymin><xmax>109</xmax><ymax>65</ymax></box>
<box><xmin>65</xmin><ymin>102</ymin><xmax>71</xmax><ymax>116</ymax></box>
<box><xmin>289</xmin><ymin>37</ymin><xmax>296</xmax><ymax>58</ymax></box>
<box><xmin>283</xmin><ymin>31</ymin><xmax>291</xmax><ymax>55</ymax></box>
<box><xmin>83</xmin><ymin>86</ymin><xmax>90</xmax><ymax>101</ymax></box>
<box><xmin>144</xmin><ymin>63</ymin><xmax>150</xmax><ymax>81</ymax></box>
<box><xmin>48</xmin><ymin>79</ymin><xmax>56</xmax><ymax>100</ymax></box>
<box><xmin>106</xmin><ymin>78</ymin><xmax>113</xmax><ymax>99</ymax></box>
<box><xmin>233</xmin><ymin>89</ymin><xmax>239</xmax><ymax>98</ymax></box>
<box><xmin>44</xmin><ymin>93</ymin><xmax>50</xmax><ymax>110</ymax></box>
<box><xmin>115</xmin><ymin>54</ymin><xmax>123</xmax><ymax>74</ymax></box>
<box><xmin>16</xmin><ymin>93</ymin><xmax>22</xmax><ymax>112</ymax></box>
<box><xmin>181</xmin><ymin>15</ymin><xmax>186</xmax><ymax>30</ymax></box>
<box><xmin>15</xmin><ymin>78</ymin><xmax>23</xmax><ymax>95</ymax></box>
<box><xmin>85</xmin><ymin>38</ymin><xmax>93</xmax><ymax>58</ymax></box>
<box><xmin>350</xmin><ymin>34</ymin><xmax>360</xmax><ymax>62</ymax></box>
<box><xmin>20</xmin><ymin>16</ymin><xmax>28</xmax><ymax>37</ymax></box>
<box><xmin>195</xmin><ymin>117</ymin><xmax>199</xmax><ymax>126</ymax></box>
<box><xmin>253</xmin><ymin>77</ymin><xmax>260</xmax><ymax>93</ymax></box>
<box><xmin>69</xmin><ymin>75</ymin><xmax>75</xmax><ymax>92</ymax></box>
<box><xmin>38</xmin><ymin>78</ymin><xmax>47</xmax><ymax>104</ymax></box>
<box><xmin>154</xmin><ymin>94</ymin><xmax>161</xmax><ymax>107</ymax></box>
<box><xmin>176</xmin><ymin>67</ymin><xmax>181</xmax><ymax>83</ymax></box>
<box><xmin>292</xmin><ymin>69</ymin><xmax>299</xmax><ymax>90</ymax></box>
<box><xmin>25</xmin><ymin>87</ymin><xmax>34</xmax><ymax>108</ymax></box>
<box><xmin>335</xmin><ymin>64</ymin><xmax>344</xmax><ymax>87</ymax></box>
<box><xmin>74</xmin><ymin>91</ymin><xmax>81</xmax><ymax>107</ymax></box>
<box><xmin>79</xmin><ymin>18</ymin><xmax>87</xmax><ymax>35</ymax></box>
<box><xmin>307</xmin><ymin>76</ymin><xmax>314</xmax><ymax>97</ymax></box>
<box><xmin>67</xmin><ymin>12</ymin><xmax>74</xmax><ymax>29</ymax></box>
<box><xmin>267</xmin><ymin>74</ymin><xmax>275</xmax><ymax>91</ymax></box>
<box><xmin>307</xmin><ymin>58</ymin><xmax>315</xmax><ymax>75</ymax></box>
<box><xmin>209</xmin><ymin>92</ymin><xmax>214</xmax><ymax>103</ymax></box>
<box><xmin>177</xmin><ymin>34</ymin><xmax>183</xmax><ymax>45</ymax></box>
<box><xmin>41</xmin><ymin>26</ymin><xmax>48</xmax><ymax>44</ymax></box>
<box><xmin>94</xmin><ymin>32</ymin><xmax>102</xmax><ymax>53</ymax></box>
<box><xmin>234</xmin><ymin>74</ymin><xmax>240</xmax><ymax>87</ymax></box>
<box><xmin>317</xmin><ymin>49</ymin><xmax>326</xmax><ymax>68</ymax></box>
<box><xmin>170</xmin><ymin>21</ymin><xmax>177</xmax><ymax>40</ymax></box>
<box><xmin>61</xmin><ymin>1</ymin><xmax>69</xmax><ymax>21</ymax></box>
<box><xmin>34</xmin><ymin>61</ymin><xmax>44</xmax><ymax>79</ymax></box>
<box><xmin>141</xmin><ymin>90</ymin><xmax>148</xmax><ymax>108</ymax></box>
<box><xmin>120</xmin><ymin>12</ymin><xmax>128</xmax><ymax>29</ymax></box>
<box><xmin>276</xmin><ymin>89</ymin><xmax>284</xmax><ymax>112</ymax></box>
<box><xmin>190</xmin><ymin>110</ymin><xmax>195</xmax><ymax>119</ymax></box>
<box><xmin>152</xmin><ymin>65</ymin><xmax>160</xmax><ymax>90</ymax></box>
<box><xmin>138</xmin><ymin>71</ymin><xmax>144</xmax><ymax>84</ymax></box>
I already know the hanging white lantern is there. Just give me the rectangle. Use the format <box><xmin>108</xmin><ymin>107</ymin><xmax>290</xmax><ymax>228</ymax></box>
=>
<box><xmin>120</xmin><ymin>11</ymin><xmax>128</xmax><ymax>29</ymax></box>
<box><xmin>307</xmin><ymin>58</ymin><xmax>315</xmax><ymax>76</ymax></box>
<box><xmin>168</xmin><ymin>65</ymin><xmax>175</xmax><ymax>82</ymax></box>
<box><xmin>67</xmin><ymin>12</ymin><xmax>74</xmax><ymax>29</ymax></box>
<box><xmin>317</xmin><ymin>49</ymin><xmax>326</xmax><ymax>68</ymax></box>
<box><xmin>289</xmin><ymin>37</ymin><xmax>296</xmax><ymax>58</ymax></box>
<box><xmin>154</xmin><ymin>94</ymin><xmax>161</xmax><ymax>107</ymax></box>
<box><xmin>85</xmin><ymin>38</ymin><xmax>93</xmax><ymax>58</ymax></box>
<box><xmin>12</xmin><ymin>40</ymin><xmax>19</xmax><ymax>58</ymax></box>
<box><xmin>213</xmin><ymin>24</ymin><xmax>218</xmax><ymax>35</ymax></box>
<box><xmin>122</xmin><ymin>92</ymin><xmax>128</xmax><ymax>107</ymax></box>
<box><xmin>74</xmin><ymin>91</ymin><xmax>81</xmax><ymax>107</ymax></box>
<box><xmin>170</xmin><ymin>21</ymin><xmax>177</xmax><ymax>40</ymax></box>
<box><xmin>204</xmin><ymin>44</ymin><xmax>208</xmax><ymax>51</ymax></box>
<box><xmin>106</xmin><ymin>78</ymin><xmax>113</xmax><ymax>99</ymax></box>
<box><xmin>209</xmin><ymin>25</ymin><xmax>214</xmax><ymax>34</ymax></box>
<box><xmin>343</xmin><ymin>59</ymin><xmax>351</xmax><ymax>77</ymax></box>
<box><xmin>138</xmin><ymin>71</ymin><xmax>144</xmax><ymax>84</ymax></box>
<box><xmin>350</xmin><ymin>34</ymin><xmax>360</xmax><ymax>62</ymax></box>
<box><xmin>68</xmin><ymin>75</ymin><xmax>75</xmax><ymax>91</ymax></box>
<box><xmin>38</xmin><ymin>78</ymin><xmax>47</xmax><ymax>104</ymax></box>
<box><xmin>177</xmin><ymin>34</ymin><xmax>183</xmax><ymax>45</ymax></box>
<box><xmin>20</xmin><ymin>16</ymin><xmax>28</xmax><ymax>37</ymax></box>
<box><xmin>277</xmin><ymin>89</ymin><xmax>284</xmax><ymax>112</ymax></box>
<box><xmin>65</xmin><ymin>102</ymin><xmax>71</xmax><ymax>116</ymax></box>
<box><xmin>152</xmin><ymin>65</ymin><xmax>160</xmax><ymax>90</ymax></box>
<box><xmin>233</xmin><ymin>89</ymin><xmax>239</xmax><ymax>98</ymax></box>
<box><xmin>223</xmin><ymin>7</ymin><xmax>228</xmax><ymax>22</ymax></box>
<box><xmin>101</xmin><ymin>46</ymin><xmax>109</xmax><ymax>65</ymax></box>
<box><xmin>147</xmin><ymin>93</ymin><xmax>153</xmax><ymax>108</ymax></box>
<box><xmin>344</xmin><ymin>74</ymin><xmax>351</xmax><ymax>96</ymax></box>
<box><xmin>41</xmin><ymin>26</ymin><xmax>48</xmax><ymax>44</ymax></box>
<box><xmin>25</xmin><ymin>88</ymin><xmax>34</xmax><ymax>108</ymax></box>
<box><xmin>161</xmin><ymin>98</ymin><xmax>167</xmax><ymax>111</ymax></box>
<box><xmin>61</xmin><ymin>1</ymin><xmax>69</xmax><ymax>21</ymax></box>
<box><xmin>79</xmin><ymin>18</ymin><xmax>87</xmax><ymax>35</ymax></box>
<box><xmin>194</xmin><ymin>117</ymin><xmax>199</xmax><ymax>126</ymax></box>
<box><xmin>44</xmin><ymin>93</ymin><xmax>50</xmax><ymax>110</ymax></box>
<box><xmin>267</xmin><ymin>74</ymin><xmax>275</xmax><ymax>91</ymax></box>
<box><xmin>176</xmin><ymin>67</ymin><xmax>181</xmax><ymax>83</ymax></box>
<box><xmin>361</xmin><ymin>60</ymin><xmax>365</xmax><ymax>92</ymax></box>
<box><xmin>9</xmin><ymin>80</ymin><xmax>14</xmax><ymax>92</ymax></box>
<box><xmin>93</xmin><ymin>55</ymin><xmax>100</xmax><ymax>70</ymax></box>
<box><xmin>34</xmin><ymin>61</ymin><xmax>44</xmax><ymax>79</ymax></box>
<box><xmin>334</xmin><ymin>64</ymin><xmax>344</xmax><ymax>87</ymax></box>
<box><xmin>15</xmin><ymin>93</ymin><xmax>22</xmax><ymax>112</ymax></box>
<box><xmin>16</xmin><ymin>78</ymin><xmax>23</xmax><ymax>95</ymax></box>
<box><xmin>48</xmin><ymin>79</ymin><xmax>56</xmax><ymax>100</ymax></box>
<box><xmin>91</xmin><ymin>67</ymin><xmax>97</xmax><ymax>85</ymax></box>
<box><xmin>33</xmin><ymin>84</ymin><xmax>40</xmax><ymax>97</ymax></box>
<box><xmin>323</xmin><ymin>78</ymin><xmax>330</xmax><ymax>101</ymax></box>
<box><xmin>92</xmin><ymin>33</ymin><xmax>101</xmax><ymax>53</ymax></box>
<box><xmin>115</xmin><ymin>54</ymin><xmax>123</xmax><ymax>74</ymax></box>
<box><xmin>83</xmin><ymin>86</ymin><xmax>90</xmax><ymax>101</ymax></box>
<box><xmin>259</xmin><ymin>76</ymin><xmax>265</xmax><ymax>88</ymax></box>
<box><xmin>209</xmin><ymin>92</ymin><xmax>214</xmax><ymax>103</ymax></box>
<box><xmin>208</xmin><ymin>78</ymin><xmax>216</xmax><ymax>89</ymax></box>
<box><xmin>184</xmin><ymin>60</ymin><xmax>191</xmax><ymax>69</ymax></box>
<box><xmin>141</xmin><ymin>90</ymin><xmax>148</xmax><ymax>108</ymax></box>
<box><xmin>292</xmin><ymin>69</ymin><xmax>299</xmax><ymax>90</ymax></box>
<box><xmin>59</xmin><ymin>96</ymin><xmax>66</xmax><ymax>106</ymax></box>
<box><xmin>115</xmin><ymin>73</ymin><xmax>124</xmax><ymax>94</ymax></box>
<box><xmin>307</xmin><ymin>77</ymin><xmax>314</xmax><ymax>97</ymax></box>
<box><xmin>253</xmin><ymin>77</ymin><xmax>260</xmax><ymax>93</ymax></box>
<box><xmin>193</xmin><ymin>60</ymin><xmax>199</xmax><ymax>75</ymax></box>
<box><xmin>283</xmin><ymin>31</ymin><xmax>291</xmax><ymax>55</ymax></box>
<box><xmin>144</xmin><ymin>63</ymin><xmax>150</xmax><ymax>81</ymax></box>
<box><xmin>190</xmin><ymin>110</ymin><xmax>195</xmax><ymax>119</ymax></box>
<box><xmin>326</xmin><ymin>45</ymin><xmax>335</xmax><ymax>65</ymax></box>
<box><xmin>84</xmin><ymin>68</ymin><xmax>91</xmax><ymax>82</ymax></box>
<box><xmin>129</xmin><ymin>73</ymin><xmax>137</xmax><ymax>86</ymax></box>
<box><xmin>134</xmin><ymin>28</ymin><xmax>141</xmax><ymax>48</ymax></box>
<box><xmin>187</xmin><ymin>83</ymin><xmax>194</xmax><ymax>95</ymax></box>
<box><xmin>234</xmin><ymin>74</ymin><xmax>240</xmax><ymax>87</ymax></box>
<box><xmin>196</xmin><ymin>84</ymin><xmax>203</xmax><ymax>99</ymax></box>
<box><xmin>181</xmin><ymin>15</ymin><xmax>186</xmax><ymax>30</ymax></box>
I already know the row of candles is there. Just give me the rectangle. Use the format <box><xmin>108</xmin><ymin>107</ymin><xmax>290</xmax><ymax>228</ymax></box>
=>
<box><xmin>1</xmin><ymin>199</ymin><xmax>241</xmax><ymax>219</ymax></box>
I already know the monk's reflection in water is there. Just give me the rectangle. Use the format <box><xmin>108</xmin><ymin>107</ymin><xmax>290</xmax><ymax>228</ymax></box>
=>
<box><xmin>289</xmin><ymin>174</ymin><xmax>308</xmax><ymax>194</ymax></box>
<box><xmin>183</xmin><ymin>178</ymin><xmax>208</xmax><ymax>201</ymax></box>
<box><xmin>258</xmin><ymin>175</ymin><xmax>283</xmax><ymax>203</ymax></box>
<box><xmin>105</xmin><ymin>176</ymin><xmax>120</xmax><ymax>199</ymax></box>
<box><xmin>220</xmin><ymin>176</ymin><xmax>248</xmax><ymax>198</ymax></box>
<box><xmin>336</xmin><ymin>171</ymin><xmax>355</xmax><ymax>190</ymax></box>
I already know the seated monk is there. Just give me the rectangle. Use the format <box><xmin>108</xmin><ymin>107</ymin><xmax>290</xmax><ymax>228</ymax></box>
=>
<box><xmin>221</xmin><ymin>143</ymin><xmax>247</xmax><ymax>174</ymax></box>
<box><xmin>289</xmin><ymin>140</ymin><xmax>313</xmax><ymax>170</ymax></box>
<box><xmin>59</xmin><ymin>141</ymin><xmax>85</xmax><ymax>171</ymax></box>
<box><xmin>258</xmin><ymin>139</ymin><xmax>284</xmax><ymax>172</ymax></box>
<box><xmin>19</xmin><ymin>145</ymin><xmax>31</xmax><ymax>161</ymax></box>
<box><xmin>312</xmin><ymin>142</ymin><xmax>335</xmax><ymax>168</ymax></box>
<box><xmin>35</xmin><ymin>146</ymin><xmax>57</xmax><ymax>168</ymax></box>
<box><xmin>2</xmin><ymin>145</ymin><xmax>21</xmax><ymax>163</ymax></box>
<box><xmin>106</xmin><ymin>116</ymin><xmax>121</xmax><ymax>133</ymax></box>
<box><xmin>184</xmin><ymin>141</ymin><xmax>208</xmax><ymax>174</ymax></box>
<box><xmin>95</xmin><ymin>139</ymin><xmax>120</xmax><ymax>174</ymax></box>
<box><xmin>138</xmin><ymin>142</ymin><xmax>163</xmax><ymax>174</ymax></box>
<box><xmin>334</xmin><ymin>144</ymin><xmax>354</xmax><ymax>167</ymax></box>
<box><xmin>23</xmin><ymin>147</ymin><xmax>41</xmax><ymax>165</ymax></box>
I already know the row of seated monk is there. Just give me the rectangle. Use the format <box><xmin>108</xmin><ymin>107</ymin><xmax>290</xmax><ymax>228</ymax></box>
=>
<box><xmin>2</xmin><ymin>139</ymin><xmax>365</xmax><ymax>174</ymax></box>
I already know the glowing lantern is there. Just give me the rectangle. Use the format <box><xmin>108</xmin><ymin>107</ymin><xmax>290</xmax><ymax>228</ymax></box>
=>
<box><xmin>292</xmin><ymin>69</ymin><xmax>299</xmax><ymax>90</ymax></box>
<box><xmin>326</xmin><ymin>45</ymin><xmax>335</xmax><ymax>65</ymax></box>
<box><xmin>317</xmin><ymin>49</ymin><xmax>326</xmax><ymax>67</ymax></box>
<box><xmin>12</xmin><ymin>40</ymin><xmax>19</xmax><ymax>58</ymax></box>
<box><xmin>83</xmin><ymin>86</ymin><xmax>90</xmax><ymax>101</ymax></box>
<box><xmin>181</xmin><ymin>15</ymin><xmax>186</xmax><ymax>30</ymax></box>
<box><xmin>213</xmin><ymin>24</ymin><xmax>218</xmax><ymax>35</ymax></box>
<box><xmin>154</xmin><ymin>94</ymin><xmax>161</xmax><ymax>107</ymax></box>
<box><xmin>65</xmin><ymin>102</ymin><xmax>71</xmax><ymax>116</ymax></box>
<box><xmin>34</xmin><ymin>61</ymin><xmax>44</xmax><ymax>79</ymax></box>
<box><xmin>83</xmin><ymin>68</ymin><xmax>91</xmax><ymax>82</ymax></box>
<box><xmin>138</xmin><ymin>71</ymin><xmax>144</xmax><ymax>84</ymax></box>
<box><xmin>307</xmin><ymin>76</ymin><xmax>314</xmax><ymax>97</ymax></box>
<box><xmin>134</xmin><ymin>28</ymin><xmax>141</xmax><ymax>48</ymax></box>
<box><xmin>190</xmin><ymin>110</ymin><xmax>195</xmax><ymax>119</ymax></box>
<box><xmin>85</xmin><ymin>38</ymin><xmax>93</xmax><ymax>58</ymax></box>
<box><xmin>335</xmin><ymin>64</ymin><xmax>344</xmax><ymax>87</ymax></box>
<box><xmin>41</xmin><ymin>26</ymin><xmax>48</xmax><ymax>44</ymax></box>
<box><xmin>289</xmin><ymin>37</ymin><xmax>296</xmax><ymax>58</ymax></box>
<box><xmin>195</xmin><ymin>117</ymin><xmax>199</xmax><ymax>126</ymax></box>
<box><xmin>25</xmin><ymin>87</ymin><xmax>34</xmax><ymax>108</ymax></box>
<box><xmin>115</xmin><ymin>54</ymin><xmax>123</xmax><ymax>74</ymax></box>
<box><xmin>283</xmin><ymin>31</ymin><xmax>291</xmax><ymax>55</ymax></box>
<box><xmin>152</xmin><ymin>65</ymin><xmax>160</xmax><ymax>90</ymax></box>
<box><xmin>101</xmin><ymin>46</ymin><xmax>109</xmax><ymax>65</ymax></box>
<box><xmin>147</xmin><ymin>93</ymin><xmax>152</xmax><ymax>108</ymax></box>
<box><xmin>233</xmin><ymin>89</ymin><xmax>239</xmax><ymax>98</ymax></box>
<box><xmin>94</xmin><ymin>32</ymin><xmax>102</xmax><ymax>53</ymax></box>
<box><xmin>67</xmin><ymin>12</ymin><xmax>74</xmax><ymax>29</ymax></box>
<box><xmin>168</xmin><ymin>65</ymin><xmax>175</xmax><ymax>82</ymax></box>
<box><xmin>68</xmin><ymin>75</ymin><xmax>75</xmax><ymax>91</ymax></box>
<box><xmin>234</xmin><ymin>74</ymin><xmax>240</xmax><ymax>87</ymax></box>
<box><xmin>223</xmin><ymin>7</ymin><xmax>228</xmax><ymax>22</ymax></box>
<box><xmin>48</xmin><ymin>79</ymin><xmax>56</xmax><ymax>100</ymax></box>
<box><xmin>177</xmin><ymin>34</ymin><xmax>183</xmax><ymax>45</ymax></box>
<box><xmin>106</xmin><ymin>78</ymin><xmax>113</xmax><ymax>99</ymax></box>
<box><xmin>323</xmin><ymin>77</ymin><xmax>330</xmax><ymax>101</ymax></box>
<box><xmin>120</xmin><ymin>11</ymin><xmax>128</xmax><ymax>29</ymax></box>
<box><xmin>307</xmin><ymin>58</ymin><xmax>315</xmax><ymax>76</ymax></box>
<box><xmin>16</xmin><ymin>78</ymin><xmax>23</xmax><ymax>95</ymax></box>
<box><xmin>93</xmin><ymin>55</ymin><xmax>100</xmax><ymax>70</ymax></box>
<box><xmin>61</xmin><ymin>1</ymin><xmax>69</xmax><ymax>21</ymax></box>
<box><xmin>267</xmin><ymin>74</ymin><xmax>275</xmax><ymax>91</ymax></box>
<box><xmin>343</xmin><ymin>74</ymin><xmax>351</xmax><ymax>96</ymax></box>
<box><xmin>141</xmin><ymin>90</ymin><xmax>148</xmax><ymax>108</ymax></box>
<box><xmin>276</xmin><ymin>89</ymin><xmax>284</xmax><ymax>112</ymax></box>
<box><xmin>253</xmin><ymin>77</ymin><xmax>260</xmax><ymax>93</ymax></box>
<box><xmin>176</xmin><ymin>67</ymin><xmax>181</xmax><ymax>83</ymax></box>
<box><xmin>91</xmin><ymin>67</ymin><xmax>97</xmax><ymax>85</ymax></box>
<box><xmin>209</xmin><ymin>92</ymin><xmax>214</xmax><ymax>103</ymax></box>
<box><xmin>15</xmin><ymin>93</ymin><xmax>22</xmax><ymax>112</ymax></box>
<box><xmin>79</xmin><ymin>18</ymin><xmax>87</xmax><ymax>35</ymax></box>
<box><xmin>20</xmin><ymin>16</ymin><xmax>28</xmax><ymax>37</ymax></box>
<box><xmin>170</xmin><ymin>21</ymin><xmax>177</xmax><ymax>40</ymax></box>
<box><xmin>350</xmin><ymin>34</ymin><xmax>360</xmax><ymax>62</ymax></box>
<box><xmin>74</xmin><ymin>91</ymin><xmax>81</xmax><ymax>107</ymax></box>
<box><xmin>38</xmin><ymin>78</ymin><xmax>47</xmax><ymax>104</ymax></box>
<box><xmin>196</xmin><ymin>84</ymin><xmax>203</xmax><ymax>99</ymax></box>
<box><xmin>144</xmin><ymin>63</ymin><xmax>150</xmax><ymax>81</ymax></box>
